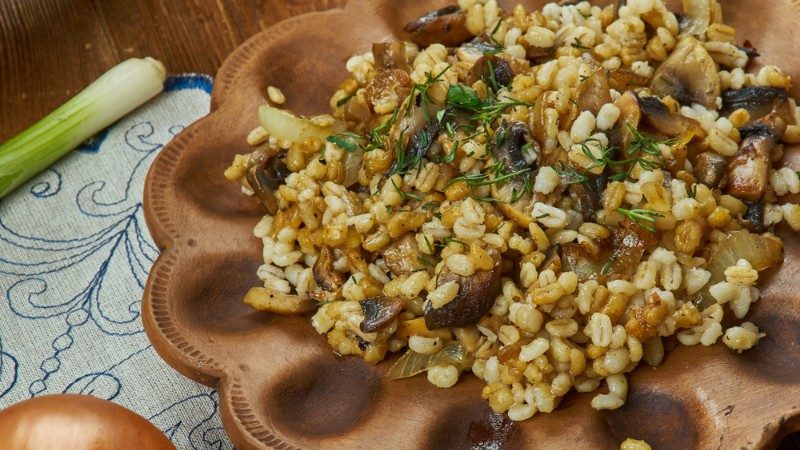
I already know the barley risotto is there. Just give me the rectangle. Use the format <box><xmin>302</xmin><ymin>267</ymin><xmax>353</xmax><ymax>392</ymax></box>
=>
<box><xmin>225</xmin><ymin>0</ymin><xmax>799</xmax><ymax>424</ymax></box>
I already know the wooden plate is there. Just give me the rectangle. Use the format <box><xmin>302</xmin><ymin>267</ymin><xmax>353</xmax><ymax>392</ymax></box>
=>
<box><xmin>142</xmin><ymin>1</ymin><xmax>800</xmax><ymax>448</ymax></box>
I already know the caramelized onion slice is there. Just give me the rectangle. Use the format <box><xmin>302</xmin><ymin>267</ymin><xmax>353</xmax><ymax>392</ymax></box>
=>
<box><xmin>693</xmin><ymin>231</ymin><xmax>783</xmax><ymax>308</ymax></box>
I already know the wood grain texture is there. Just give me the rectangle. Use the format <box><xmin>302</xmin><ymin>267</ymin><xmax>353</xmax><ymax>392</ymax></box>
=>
<box><xmin>0</xmin><ymin>0</ymin><xmax>346</xmax><ymax>141</ymax></box>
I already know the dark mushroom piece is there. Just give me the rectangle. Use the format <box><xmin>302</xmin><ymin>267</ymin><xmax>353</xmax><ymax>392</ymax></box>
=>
<box><xmin>383</xmin><ymin>233</ymin><xmax>427</xmax><ymax>277</ymax></box>
<box><xmin>693</xmin><ymin>151</ymin><xmax>728</xmax><ymax>188</ymax></box>
<box><xmin>577</xmin><ymin>69</ymin><xmax>612</xmax><ymax>116</ymax></box>
<box><xmin>726</xmin><ymin>111</ymin><xmax>787</xmax><ymax>201</ymax></box>
<box><xmin>569</xmin><ymin>172</ymin><xmax>608</xmax><ymax>222</ymax></box>
<box><xmin>404</xmin><ymin>6</ymin><xmax>473</xmax><ymax>47</ymax></box>
<box><xmin>245</xmin><ymin>146</ymin><xmax>290</xmax><ymax>215</ymax></box>
<box><xmin>372</xmin><ymin>42</ymin><xmax>410</xmax><ymax>72</ymax></box>
<box><xmin>360</xmin><ymin>297</ymin><xmax>404</xmax><ymax>333</ymax></box>
<box><xmin>743</xmin><ymin>200</ymin><xmax>766</xmax><ymax>233</ymax></box>
<box><xmin>365</xmin><ymin>69</ymin><xmax>413</xmax><ymax>113</ymax></box>
<box><xmin>739</xmin><ymin>40</ymin><xmax>760</xmax><ymax>60</ymax></box>
<box><xmin>388</xmin><ymin>119</ymin><xmax>442</xmax><ymax>175</ymax></box>
<box><xmin>636</xmin><ymin>95</ymin><xmax>705</xmax><ymax>139</ymax></box>
<box><xmin>489</xmin><ymin>122</ymin><xmax>541</xmax><ymax>225</ymax></box>
<box><xmin>605</xmin><ymin>68</ymin><xmax>649</xmax><ymax>91</ymax></box>
<box><xmin>608</xmin><ymin>91</ymin><xmax>641</xmax><ymax>152</ymax></box>
<box><xmin>465</xmin><ymin>55</ymin><xmax>515</xmax><ymax>88</ymax></box>
<box><xmin>494</xmin><ymin>121</ymin><xmax>534</xmax><ymax>174</ymax></box>
<box><xmin>526</xmin><ymin>45</ymin><xmax>557</xmax><ymax>64</ymax></box>
<box><xmin>313</xmin><ymin>246</ymin><xmax>345</xmax><ymax>292</ymax></box>
<box><xmin>719</xmin><ymin>87</ymin><xmax>788</xmax><ymax>123</ymax></box>
<box><xmin>649</xmin><ymin>36</ymin><xmax>720</xmax><ymax>109</ymax></box>
<box><xmin>423</xmin><ymin>248</ymin><xmax>502</xmax><ymax>329</ymax></box>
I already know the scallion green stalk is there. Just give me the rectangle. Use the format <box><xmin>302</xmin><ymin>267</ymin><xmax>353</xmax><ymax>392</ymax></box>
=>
<box><xmin>0</xmin><ymin>57</ymin><xmax>167</xmax><ymax>198</ymax></box>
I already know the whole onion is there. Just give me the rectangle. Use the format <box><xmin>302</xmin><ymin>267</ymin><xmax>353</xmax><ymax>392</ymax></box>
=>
<box><xmin>0</xmin><ymin>394</ymin><xmax>176</xmax><ymax>450</ymax></box>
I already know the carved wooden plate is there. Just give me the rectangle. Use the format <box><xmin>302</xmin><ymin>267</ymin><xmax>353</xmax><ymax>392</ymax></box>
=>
<box><xmin>142</xmin><ymin>1</ymin><xmax>800</xmax><ymax>448</ymax></box>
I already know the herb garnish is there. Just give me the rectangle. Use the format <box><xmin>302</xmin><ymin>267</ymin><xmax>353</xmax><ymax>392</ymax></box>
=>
<box><xmin>616</xmin><ymin>207</ymin><xmax>663</xmax><ymax>233</ymax></box>
<box><xmin>326</xmin><ymin>132</ymin><xmax>361</xmax><ymax>153</ymax></box>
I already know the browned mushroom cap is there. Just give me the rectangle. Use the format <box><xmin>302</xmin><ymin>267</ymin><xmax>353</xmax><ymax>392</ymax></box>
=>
<box><xmin>360</xmin><ymin>297</ymin><xmax>404</xmax><ymax>333</ymax></box>
<box><xmin>526</xmin><ymin>45</ymin><xmax>556</xmax><ymax>64</ymax></box>
<box><xmin>693</xmin><ymin>151</ymin><xmax>728</xmax><ymax>188</ymax></box>
<box><xmin>365</xmin><ymin>69</ymin><xmax>413</xmax><ymax>110</ymax></box>
<box><xmin>726</xmin><ymin>111</ymin><xmax>787</xmax><ymax>201</ymax></box>
<box><xmin>404</xmin><ymin>6</ymin><xmax>473</xmax><ymax>47</ymax></box>
<box><xmin>245</xmin><ymin>146</ymin><xmax>289</xmax><ymax>215</ymax></box>
<box><xmin>568</xmin><ymin>173</ymin><xmax>607</xmax><ymax>222</ymax></box>
<box><xmin>637</xmin><ymin>95</ymin><xmax>706</xmax><ymax>138</ymax></box>
<box><xmin>372</xmin><ymin>42</ymin><xmax>410</xmax><ymax>73</ymax></box>
<box><xmin>465</xmin><ymin>55</ymin><xmax>515</xmax><ymax>88</ymax></box>
<box><xmin>577</xmin><ymin>69</ymin><xmax>612</xmax><ymax>116</ymax></box>
<box><xmin>313</xmin><ymin>246</ymin><xmax>345</xmax><ymax>292</ymax></box>
<box><xmin>423</xmin><ymin>248</ymin><xmax>502</xmax><ymax>330</ymax></box>
<box><xmin>383</xmin><ymin>233</ymin><xmax>427</xmax><ymax>277</ymax></box>
<box><xmin>720</xmin><ymin>87</ymin><xmax>789</xmax><ymax>123</ymax></box>
<box><xmin>605</xmin><ymin>68</ymin><xmax>649</xmax><ymax>92</ymax></box>
<box><xmin>650</xmin><ymin>36</ymin><xmax>720</xmax><ymax>109</ymax></box>
<box><xmin>608</xmin><ymin>91</ymin><xmax>641</xmax><ymax>152</ymax></box>
<box><xmin>490</xmin><ymin>122</ymin><xmax>541</xmax><ymax>226</ymax></box>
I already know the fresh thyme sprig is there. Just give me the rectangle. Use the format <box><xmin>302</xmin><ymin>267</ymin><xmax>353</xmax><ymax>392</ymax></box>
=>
<box><xmin>446</xmin><ymin>167</ymin><xmax>532</xmax><ymax>188</ymax></box>
<box><xmin>616</xmin><ymin>207</ymin><xmax>663</xmax><ymax>233</ymax></box>
<box><xmin>554</xmin><ymin>162</ymin><xmax>589</xmax><ymax>185</ymax></box>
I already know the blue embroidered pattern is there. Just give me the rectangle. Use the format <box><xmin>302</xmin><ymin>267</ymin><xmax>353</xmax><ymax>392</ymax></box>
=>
<box><xmin>0</xmin><ymin>74</ymin><xmax>233</xmax><ymax>449</ymax></box>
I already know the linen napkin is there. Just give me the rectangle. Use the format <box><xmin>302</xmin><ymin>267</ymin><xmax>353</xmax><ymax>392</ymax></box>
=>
<box><xmin>0</xmin><ymin>74</ymin><xmax>234</xmax><ymax>450</ymax></box>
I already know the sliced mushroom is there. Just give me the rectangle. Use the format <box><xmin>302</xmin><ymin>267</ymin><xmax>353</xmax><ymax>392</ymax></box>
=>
<box><xmin>423</xmin><ymin>248</ymin><xmax>502</xmax><ymax>329</ymax></box>
<box><xmin>360</xmin><ymin>296</ymin><xmax>404</xmax><ymax>333</ymax></box>
<box><xmin>693</xmin><ymin>151</ymin><xmax>728</xmax><ymax>188</ymax></box>
<box><xmin>743</xmin><ymin>200</ymin><xmax>766</xmax><ymax>233</ymax></box>
<box><xmin>372</xmin><ymin>42</ymin><xmax>410</xmax><ymax>72</ymax></box>
<box><xmin>726</xmin><ymin>111</ymin><xmax>787</xmax><ymax>201</ymax></box>
<box><xmin>245</xmin><ymin>146</ymin><xmax>289</xmax><ymax>215</ymax></box>
<box><xmin>313</xmin><ymin>246</ymin><xmax>345</xmax><ymax>292</ymax></box>
<box><xmin>526</xmin><ymin>45</ymin><xmax>557</xmax><ymax>64</ymax></box>
<box><xmin>383</xmin><ymin>233</ymin><xmax>427</xmax><ymax>277</ymax></box>
<box><xmin>650</xmin><ymin>36</ymin><xmax>720</xmax><ymax>109</ymax></box>
<box><xmin>490</xmin><ymin>122</ymin><xmax>540</xmax><ymax>225</ymax></box>
<box><xmin>391</xmin><ymin>119</ymin><xmax>442</xmax><ymax>175</ymax></box>
<box><xmin>608</xmin><ymin>91</ymin><xmax>641</xmax><ymax>152</ymax></box>
<box><xmin>720</xmin><ymin>87</ymin><xmax>788</xmax><ymax>123</ymax></box>
<box><xmin>465</xmin><ymin>55</ymin><xmax>515</xmax><ymax>88</ymax></box>
<box><xmin>365</xmin><ymin>69</ymin><xmax>413</xmax><ymax>112</ymax></box>
<box><xmin>404</xmin><ymin>6</ymin><xmax>473</xmax><ymax>47</ymax></box>
<box><xmin>605</xmin><ymin>68</ymin><xmax>650</xmax><ymax>92</ymax></box>
<box><xmin>244</xmin><ymin>287</ymin><xmax>316</xmax><ymax>314</ymax></box>
<box><xmin>739</xmin><ymin>40</ymin><xmax>760</xmax><ymax>60</ymax></box>
<box><xmin>637</xmin><ymin>95</ymin><xmax>705</xmax><ymax>138</ymax></box>
<box><xmin>577</xmin><ymin>69</ymin><xmax>612</xmax><ymax>116</ymax></box>
<box><xmin>494</xmin><ymin>121</ymin><xmax>534</xmax><ymax>174</ymax></box>
<box><xmin>457</xmin><ymin>39</ymin><xmax>501</xmax><ymax>63</ymax></box>
<box><xmin>569</xmin><ymin>172</ymin><xmax>608</xmax><ymax>222</ymax></box>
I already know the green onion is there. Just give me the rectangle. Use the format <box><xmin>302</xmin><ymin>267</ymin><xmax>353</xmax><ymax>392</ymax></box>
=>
<box><xmin>0</xmin><ymin>57</ymin><xmax>167</xmax><ymax>198</ymax></box>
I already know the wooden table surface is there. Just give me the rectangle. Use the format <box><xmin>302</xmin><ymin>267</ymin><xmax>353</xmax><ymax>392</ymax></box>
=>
<box><xmin>1</xmin><ymin>0</ymin><xmax>798</xmax><ymax>448</ymax></box>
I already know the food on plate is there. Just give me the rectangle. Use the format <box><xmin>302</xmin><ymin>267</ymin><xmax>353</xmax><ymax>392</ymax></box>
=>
<box><xmin>226</xmin><ymin>0</ymin><xmax>799</xmax><ymax>421</ymax></box>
